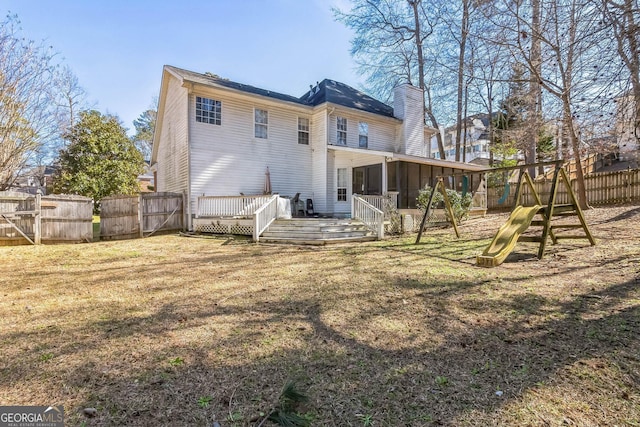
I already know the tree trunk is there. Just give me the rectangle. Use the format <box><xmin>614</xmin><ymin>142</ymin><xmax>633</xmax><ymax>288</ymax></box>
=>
<box><xmin>527</xmin><ymin>0</ymin><xmax>542</xmax><ymax>178</ymax></box>
<box><xmin>410</xmin><ymin>0</ymin><xmax>447</xmax><ymax>160</ymax></box>
<box><xmin>622</xmin><ymin>0</ymin><xmax>640</xmax><ymax>145</ymax></box>
<box><xmin>564</xmin><ymin>99</ymin><xmax>589</xmax><ymax>209</ymax></box>
<box><xmin>454</xmin><ymin>0</ymin><xmax>470</xmax><ymax>162</ymax></box>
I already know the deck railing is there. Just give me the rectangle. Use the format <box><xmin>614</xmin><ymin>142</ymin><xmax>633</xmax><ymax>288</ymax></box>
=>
<box><xmin>358</xmin><ymin>195</ymin><xmax>385</xmax><ymax>212</ymax></box>
<box><xmin>352</xmin><ymin>195</ymin><xmax>384</xmax><ymax>239</ymax></box>
<box><xmin>196</xmin><ymin>195</ymin><xmax>272</xmax><ymax>217</ymax></box>
<box><xmin>253</xmin><ymin>195</ymin><xmax>279</xmax><ymax>242</ymax></box>
<box><xmin>359</xmin><ymin>193</ymin><xmax>399</xmax><ymax>218</ymax></box>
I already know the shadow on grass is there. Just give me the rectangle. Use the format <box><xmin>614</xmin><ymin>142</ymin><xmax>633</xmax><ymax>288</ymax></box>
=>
<box><xmin>3</xmin><ymin>272</ymin><xmax>638</xmax><ymax>426</ymax></box>
<box><xmin>1</xmin><ymin>222</ymin><xmax>639</xmax><ymax>426</ymax></box>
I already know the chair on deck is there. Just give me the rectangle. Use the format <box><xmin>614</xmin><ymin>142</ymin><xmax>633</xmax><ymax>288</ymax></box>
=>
<box><xmin>291</xmin><ymin>193</ymin><xmax>306</xmax><ymax>217</ymax></box>
<box><xmin>306</xmin><ymin>198</ymin><xmax>315</xmax><ymax>216</ymax></box>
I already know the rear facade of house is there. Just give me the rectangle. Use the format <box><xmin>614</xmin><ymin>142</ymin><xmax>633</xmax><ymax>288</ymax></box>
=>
<box><xmin>151</xmin><ymin>65</ymin><xmax>484</xmax><ymax>230</ymax></box>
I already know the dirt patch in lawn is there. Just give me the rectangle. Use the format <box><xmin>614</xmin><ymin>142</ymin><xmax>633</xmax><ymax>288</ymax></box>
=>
<box><xmin>1</xmin><ymin>204</ymin><xmax>639</xmax><ymax>426</ymax></box>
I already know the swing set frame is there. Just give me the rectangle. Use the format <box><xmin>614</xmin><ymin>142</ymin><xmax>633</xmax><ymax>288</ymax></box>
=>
<box><xmin>415</xmin><ymin>160</ymin><xmax>595</xmax><ymax>262</ymax></box>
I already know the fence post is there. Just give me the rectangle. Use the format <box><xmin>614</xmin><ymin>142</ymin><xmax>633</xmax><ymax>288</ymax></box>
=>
<box><xmin>183</xmin><ymin>191</ymin><xmax>188</xmax><ymax>231</ymax></box>
<box><xmin>138</xmin><ymin>193</ymin><xmax>144</xmax><ymax>238</ymax></box>
<box><xmin>34</xmin><ymin>192</ymin><xmax>41</xmax><ymax>244</ymax></box>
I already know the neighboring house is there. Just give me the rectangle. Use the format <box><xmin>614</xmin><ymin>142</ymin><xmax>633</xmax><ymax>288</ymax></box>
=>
<box><xmin>614</xmin><ymin>93</ymin><xmax>640</xmax><ymax>166</ymax></box>
<box><xmin>10</xmin><ymin>165</ymin><xmax>57</xmax><ymax>195</ymax></box>
<box><xmin>138</xmin><ymin>161</ymin><xmax>155</xmax><ymax>193</ymax></box>
<box><xmin>432</xmin><ymin>114</ymin><xmax>493</xmax><ymax>165</ymax></box>
<box><xmin>151</xmin><ymin>65</ymin><xmax>485</xmax><ymax>230</ymax></box>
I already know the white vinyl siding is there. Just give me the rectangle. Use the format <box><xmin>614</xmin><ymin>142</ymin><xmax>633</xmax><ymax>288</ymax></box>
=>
<box><xmin>156</xmin><ymin>74</ymin><xmax>189</xmax><ymax>195</ymax></box>
<box><xmin>310</xmin><ymin>110</ymin><xmax>328</xmax><ymax>214</ymax></box>
<box><xmin>329</xmin><ymin>113</ymin><xmax>396</xmax><ymax>152</ymax></box>
<box><xmin>189</xmin><ymin>92</ymin><xmax>313</xmax><ymax>207</ymax></box>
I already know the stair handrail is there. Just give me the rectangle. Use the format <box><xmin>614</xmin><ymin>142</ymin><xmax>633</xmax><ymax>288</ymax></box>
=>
<box><xmin>253</xmin><ymin>194</ymin><xmax>279</xmax><ymax>242</ymax></box>
<box><xmin>352</xmin><ymin>194</ymin><xmax>384</xmax><ymax>239</ymax></box>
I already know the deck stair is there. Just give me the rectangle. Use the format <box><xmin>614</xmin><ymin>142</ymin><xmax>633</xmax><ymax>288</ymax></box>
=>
<box><xmin>259</xmin><ymin>218</ymin><xmax>376</xmax><ymax>245</ymax></box>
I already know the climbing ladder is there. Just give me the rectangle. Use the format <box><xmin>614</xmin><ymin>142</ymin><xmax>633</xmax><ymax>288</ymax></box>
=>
<box><xmin>512</xmin><ymin>167</ymin><xmax>595</xmax><ymax>259</ymax></box>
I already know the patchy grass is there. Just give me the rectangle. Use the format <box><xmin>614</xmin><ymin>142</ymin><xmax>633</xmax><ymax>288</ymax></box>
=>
<box><xmin>1</xmin><ymin>205</ymin><xmax>639</xmax><ymax>426</ymax></box>
<box><xmin>92</xmin><ymin>216</ymin><xmax>100</xmax><ymax>242</ymax></box>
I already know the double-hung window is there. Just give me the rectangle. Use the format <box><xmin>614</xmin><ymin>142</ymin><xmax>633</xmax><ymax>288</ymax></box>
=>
<box><xmin>336</xmin><ymin>117</ymin><xmax>347</xmax><ymax>145</ymax></box>
<box><xmin>195</xmin><ymin>96</ymin><xmax>221</xmax><ymax>125</ymax></box>
<box><xmin>337</xmin><ymin>168</ymin><xmax>347</xmax><ymax>201</ymax></box>
<box><xmin>298</xmin><ymin>117</ymin><xmax>310</xmax><ymax>145</ymax></box>
<box><xmin>255</xmin><ymin>108</ymin><xmax>268</xmax><ymax>139</ymax></box>
<box><xmin>359</xmin><ymin>122</ymin><xmax>368</xmax><ymax>148</ymax></box>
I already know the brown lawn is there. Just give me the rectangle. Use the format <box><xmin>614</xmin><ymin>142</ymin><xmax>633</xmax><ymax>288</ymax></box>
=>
<box><xmin>1</xmin><ymin>204</ymin><xmax>639</xmax><ymax>426</ymax></box>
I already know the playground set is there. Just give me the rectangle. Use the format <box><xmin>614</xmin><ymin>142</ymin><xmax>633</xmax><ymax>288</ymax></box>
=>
<box><xmin>415</xmin><ymin>160</ymin><xmax>596</xmax><ymax>267</ymax></box>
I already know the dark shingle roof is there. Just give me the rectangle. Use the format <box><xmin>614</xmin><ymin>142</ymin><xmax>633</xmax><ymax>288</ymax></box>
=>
<box><xmin>165</xmin><ymin>66</ymin><xmax>395</xmax><ymax>117</ymax></box>
<box><xmin>166</xmin><ymin>66</ymin><xmax>304</xmax><ymax>105</ymax></box>
<box><xmin>301</xmin><ymin>79</ymin><xmax>395</xmax><ymax>117</ymax></box>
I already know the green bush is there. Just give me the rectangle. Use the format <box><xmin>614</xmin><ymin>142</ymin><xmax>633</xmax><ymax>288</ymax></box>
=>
<box><xmin>417</xmin><ymin>186</ymin><xmax>472</xmax><ymax>223</ymax></box>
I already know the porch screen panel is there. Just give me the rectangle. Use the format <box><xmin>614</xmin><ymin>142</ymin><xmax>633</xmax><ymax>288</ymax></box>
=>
<box><xmin>420</xmin><ymin>164</ymin><xmax>431</xmax><ymax>189</ymax></box>
<box><xmin>407</xmin><ymin>163</ymin><xmax>420</xmax><ymax>209</ymax></box>
<box><xmin>387</xmin><ymin>163</ymin><xmax>397</xmax><ymax>192</ymax></box>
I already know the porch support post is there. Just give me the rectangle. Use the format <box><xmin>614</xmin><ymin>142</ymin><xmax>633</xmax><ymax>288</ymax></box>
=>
<box><xmin>381</xmin><ymin>157</ymin><xmax>388</xmax><ymax>194</ymax></box>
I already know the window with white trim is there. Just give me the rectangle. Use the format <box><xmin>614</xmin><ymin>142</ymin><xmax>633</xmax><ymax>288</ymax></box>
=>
<box><xmin>298</xmin><ymin>117</ymin><xmax>309</xmax><ymax>145</ymax></box>
<box><xmin>255</xmin><ymin>108</ymin><xmax>268</xmax><ymax>139</ymax></box>
<box><xmin>337</xmin><ymin>168</ymin><xmax>347</xmax><ymax>201</ymax></box>
<box><xmin>195</xmin><ymin>96</ymin><xmax>221</xmax><ymax>125</ymax></box>
<box><xmin>359</xmin><ymin>122</ymin><xmax>368</xmax><ymax>148</ymax></box>
<box><xmin>336</xmin><ymin>116</ymin><xmax>347</xmax><ymax>145</ymax></box>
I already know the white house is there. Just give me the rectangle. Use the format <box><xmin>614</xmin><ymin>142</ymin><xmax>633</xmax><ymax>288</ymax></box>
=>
<box><xmin>431</xmin><ymin>114</ymin><xmax>493</xmax><ymax>164</ymax></box>
<box><xmin>615</xmin><ymin>93</ymin><xmax>640</xmax><ymax>165</ymax></box>
<box><xmin>151</xmin><ymin>65</ymin><xmax>485</xmax><ymax>231</ymax></box>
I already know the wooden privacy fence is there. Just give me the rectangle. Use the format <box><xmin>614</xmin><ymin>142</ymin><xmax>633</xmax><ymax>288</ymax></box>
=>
<box><xmin>0</xmin><ymin>192</ymin><xmax>93</xmax><ymax>245</ymax></box>
<box><xmin>100</xmin><ymin>192</ymin><xmax>184</xmax><ymax>240</ymax></box>
<box><xmin>488</xmin><ymin>168</ymin><xmax>640</xmax><ymax>209</ymax></box>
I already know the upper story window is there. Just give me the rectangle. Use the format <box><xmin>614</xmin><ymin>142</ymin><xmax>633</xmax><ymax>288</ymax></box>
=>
<box><xmin>255</xmin><ymin>108</ymin><xmax>268</xmax><ymax>139</ymax></box>
<box><xmin>195</xmin><ymin>96</ymin><xmax>221</xmax><ymax>125</ymax></box>
<box><xmin>336</xmin><ymin>116</ymin><xmax>347</xmax><ymax>145</ymax></box>
<box><xmin>359</xmin><ymin>122</ymin><xmax>368</xmax><ymax>148</ymax></box>
<box><xmin>298</xmin><ymin>117</ymin><xmax>310</xmax><ymax>145</ymax></box>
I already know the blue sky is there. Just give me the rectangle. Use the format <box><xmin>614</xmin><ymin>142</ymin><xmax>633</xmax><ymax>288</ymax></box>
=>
<box><xmin>3</xmin><ymin>0</ymin><xmax>360</xmax><ymax>134</ymax></box>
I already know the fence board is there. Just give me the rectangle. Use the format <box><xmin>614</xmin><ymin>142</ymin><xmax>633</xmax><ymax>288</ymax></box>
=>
<box><xmin>0</xmin><ymin>192</ymin><xmax>35</xmax><ymax>245</ymax></box>
<box><xmin>141</xmin><ymin>192</ymin><xmax>184</xmax><ymax>235</ymax></box>
<box><xmin>100</xmin><ymin>192</ymin><xmax>184</xmax><ymax>240</ymax></box>
<box><xmin>41</xmin><ymin>195</ymin><xmax>93</xmax><ymax>243</ymax></box>
<box><xmin>0</xmin><ymin>192</ymin><xmax>92</xmax><ymax>245</ymax></box>
<box><xmin>487</xmin><ymin>168</ymin><xmax>640</xmax><ymax>210</ymax></box>
<box><xmin>100</xmin><ymin>195</ymin><xmax>140</xmax><ymax>240</ymax></box>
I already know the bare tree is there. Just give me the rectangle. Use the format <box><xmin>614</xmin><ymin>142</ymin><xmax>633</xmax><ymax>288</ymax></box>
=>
<box><xmin>0</xmin><ymin>16</ymin><xmax>60</xmax><ymax>190</ymax></box>
<box><xmin>601</xmin><ymin>0</ymin><xmax>640</xmax><ymax>148</ymax></box>
<box><xmin>453</xmin><ymin>0</ymin><xmax>471</xmax><ymax>162</ymax></box>
<box><xmin>334</xmin><ymin>0</ymin><xmax>447</xmax><ymax>159</ymax></box>
<box><xmin>481</xmin><ymin>0</ymin><xmax>613</xmax><ymax>208</ymax></box>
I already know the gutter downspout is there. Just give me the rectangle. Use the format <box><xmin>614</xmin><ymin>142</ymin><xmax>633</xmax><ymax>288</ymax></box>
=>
<box><xmin>186</xmin><ymin>82</ymin><xmax>194</xmax><ymax>231</ymax></box>
<box><xmin>326</xmin><ymin>107</ymin><xmax>335</xmax><ymax>215</ymax></box>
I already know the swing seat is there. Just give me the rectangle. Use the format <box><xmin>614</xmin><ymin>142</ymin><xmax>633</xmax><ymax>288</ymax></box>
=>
<box><xmin>497</xmin><ymin>182</ymin><xmax>510</xmax><ymax>205</ymax></box>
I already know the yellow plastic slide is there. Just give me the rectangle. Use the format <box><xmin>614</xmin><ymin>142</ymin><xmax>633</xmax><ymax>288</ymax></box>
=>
<box><xmin>477</xmin><ymin>205</ymin><xmax>542</xmax><ymax>267</ymax></box>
